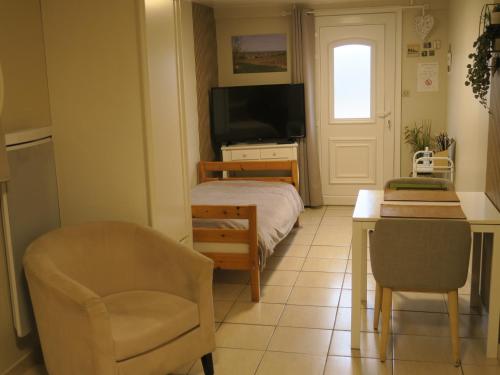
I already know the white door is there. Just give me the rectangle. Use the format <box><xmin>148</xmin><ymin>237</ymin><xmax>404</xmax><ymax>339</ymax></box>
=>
<box><xmin>317</xmin><ymin>13</ymin><xmax>398</xmax><ymax>205</ymax></box>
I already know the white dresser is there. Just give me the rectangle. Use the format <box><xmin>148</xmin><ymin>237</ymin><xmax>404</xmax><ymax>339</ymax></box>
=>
<box><xmin>221</xmin><ymin>142</ymin><xmax>298</xmax><ymax>162</ymax></box>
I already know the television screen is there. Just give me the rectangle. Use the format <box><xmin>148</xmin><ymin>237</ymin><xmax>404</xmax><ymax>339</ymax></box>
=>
<box><xmin>210</xmin><ymin>83</ymin><xmax>305</xmax><ymax>146</ymax></box>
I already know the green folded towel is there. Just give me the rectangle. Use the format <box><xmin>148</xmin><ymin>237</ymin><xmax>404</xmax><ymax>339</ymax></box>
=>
<box><xmin>389</xmin><ymin>182</ymin><xmax>446</xmax><ymax>190</ymax></box>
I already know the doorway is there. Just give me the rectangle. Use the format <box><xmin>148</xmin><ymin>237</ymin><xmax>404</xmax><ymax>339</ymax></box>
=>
<box><xmin>316</xmin><ymin>12</ymin><xmax>401</xmax><ymax>204</ymax></box>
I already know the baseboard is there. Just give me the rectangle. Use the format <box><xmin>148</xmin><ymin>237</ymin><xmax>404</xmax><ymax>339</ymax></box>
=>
<box><xmin>2</xmin><ymin>349</ymin><xmax>41</xmax><ymax>375</ymax></box>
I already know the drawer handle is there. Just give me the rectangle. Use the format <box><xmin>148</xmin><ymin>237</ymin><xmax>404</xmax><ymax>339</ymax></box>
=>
<box><xmin>242</xmin><ymin>154</ymin><xmax>247</xmax><ymax>157</ymax></box>
<box><xmin>272</xmin><ymin>152</ymin><xmax>277</xmax><ymax>156</ymax></box>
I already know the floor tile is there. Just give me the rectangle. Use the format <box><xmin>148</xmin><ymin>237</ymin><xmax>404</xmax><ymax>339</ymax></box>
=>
<box><xmin>279</xmin><ymin>305</ymin><xmax>336</xmax><ymax>329</ymax></box>
<box><xmin>329</xmin><ymin>330</ymin><xmax>391</xmax><ymax>359</ymax></box>
<box><xmin>319</xmin><ymin>216</ymin><xmax>353</xmax><ymax>227</ymax></box>
<box><xmin>313</xmin><ymin>228</ymin><xmax>352</xmax><ymax>246</ymax></box>
<box><xmin>323</xmin><ymin>206</ymin><xmax>354</xmax><ymax>217</ymax></box>
<box><xmin>214</xmin><ymin>300</ymin><xmax>234</xmax><ymax>322</ymax></box>
<box><xmin>392</xmin><ymin>311</ymin><xmax>451</xmax><ymax>337</ymax></box>
<box><xmin>339</xmin><ymin>290</ymin><xmax>375</xmax><ymax>309</ymax></box>
<box><xmin>256</xmin><ymin>352</ymin><xmax>326</xmax><ymax>375</ymax></box>
<box><xmin>461</xmin><ymin>337</ymin><xmax>500</xmax><ymax>366</ymax></box>
<box><xmin>273</xmin><ymin>244</ymin><xmax>309</xmax><ymax>257</ymax></box>
<box><xmin>266</xmin><ymin>256</ymin><xmax>305</xmax><ymax>271</ymax></box>
<box><xmin>346</xmin><ymin>260</ymin><xmax>372</xmax><ymax>274</ymax></box>
<box><xmin>261</xmin><ymin>270</ymin><xmax>299</xmax><ymax>286</ymax></box>
<box><xmin>291</xmin><ymin>224</ymin><xmax>319</xmax><ymax>234</ymax></box>
<box><xmin>281</xmin><ymin>232</ymin><xmax>315</xmax><ymax>246</ymax></box>
<box><xmin>216</xmin><ymin>323</ymin><xmax>274</xmax><ymax>350</ymax></box>
<box><xmin>268</xmin><ymin>326</ymin><xmax>332</xmax><ymax>355</ymax></box>
<box><xmin>295</xmin><ymin>271</ymin><xmax>344</xmax><ymax>288</ymax></box>
<box><xmin>393</xmin><ymin>360</ymin><xmax>462</xmax><ymax>375</ymax></box>
<box><xmin>238</xmin><ymin>285</ymin><xmax>292</xmax><ymax>304</ymax></box>
<box><xmin>225</xmin><ymin>302</ymin><xmax>284</xmax><ymax>325</ymax></box>
<box><xmin>287</xmin><ymin>286</ymin><xmax>341</xmax><ymax>307</ymax></box>
<box><xmin>342</xmin><ymin>273</ymin><xmax>376</xmax><ymax>291</ymax></box>
<box><xmin>307</xmin><ymin>245</ymin><xmax>350</xmax><ymax>259</ymax></box>
<box><xmin>393</xmin><ymin>334</ymin><xmax>454</xmax><ymax>363</ymax></box>
<box><xmin>188</xmin><ymin>348</ymin><xmax>264</xmax><ymax>375</ymax></box>
<box><xmin>302</xmin><ymin>258</ymin><xmax>347</xmax><ymax>273</ymax></box>
<box><xmin>392</xmin><ymin>291</ymin><xmax>447</xmax><ymax>313</ymax></box>
<box><xmin>213</xmin><ymin>283</ymin><xmax>246</xmax><ymax>301</ymax></box>
<box><xmin>334</xmin><ymin>307</ymin><xmax>377</xmax><ymax>332</ymax></box>
<box><xmin>324</xmin><ymin>356</ymin><xmax>392</xmax><ymax>375</ymax></box>
<box><xmin>459</xmin><ymin>314</ymin><xmax>487</xmax><ymax>338</ymax></box>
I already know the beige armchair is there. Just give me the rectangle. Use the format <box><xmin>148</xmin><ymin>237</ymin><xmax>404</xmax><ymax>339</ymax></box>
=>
<box><xmin>23</xmin><ymin>221</ymin><xmax>215</xmax><ymax>375</ymax></box>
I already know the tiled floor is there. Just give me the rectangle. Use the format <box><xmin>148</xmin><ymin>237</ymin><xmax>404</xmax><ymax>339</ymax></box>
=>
<box><xmin>23</xmin><ymin>206</ymin><xmax>500</xmax><ymax>375</ymax></box>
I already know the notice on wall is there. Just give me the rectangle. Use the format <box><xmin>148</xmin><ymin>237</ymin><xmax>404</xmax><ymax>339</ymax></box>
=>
<box><xmin>417</xmin><ymin>62</ymin><xmax>439</xmax><ymax>92</ymax></box>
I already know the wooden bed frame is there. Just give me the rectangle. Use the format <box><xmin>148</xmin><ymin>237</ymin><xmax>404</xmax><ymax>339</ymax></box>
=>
<box><xmin>192</xmin><ymin>160</ymin><xmax>299</xmax><ymax>302</ymax></box>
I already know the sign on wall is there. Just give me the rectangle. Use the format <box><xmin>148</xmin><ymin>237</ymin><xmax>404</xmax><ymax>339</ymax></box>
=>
<box><xmin>417</xmin><ymin>62</ymin><xmax>439</xmax><ymax>92</ymax></box>
<box><xmin>231</xmin><ymin>34</ymin><xmax>287</xmax><ymax>74</ymax></box>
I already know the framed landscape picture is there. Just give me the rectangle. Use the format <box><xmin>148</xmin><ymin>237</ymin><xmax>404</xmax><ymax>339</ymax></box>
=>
<box><xmin>231</xmin><ymin>33</ymin><xmax>287</xmax><ymax>74</ymax></box>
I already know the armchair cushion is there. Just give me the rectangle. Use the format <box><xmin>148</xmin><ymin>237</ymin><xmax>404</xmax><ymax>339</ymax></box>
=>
<box><xmin>102</xmin><ymin>290</ymin><xmax>199</xmax><ymax>361</ymax></box>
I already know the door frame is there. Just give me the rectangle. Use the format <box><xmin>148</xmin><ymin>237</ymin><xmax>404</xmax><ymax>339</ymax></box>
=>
<box><xmin>313</xmin><ymin>7</ymin><xmax>403</xmax><ymax>205</ymax></box>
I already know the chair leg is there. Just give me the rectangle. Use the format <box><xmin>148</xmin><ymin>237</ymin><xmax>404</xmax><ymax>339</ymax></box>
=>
<box><xmin>380</xmin><ymin>288</ymin><xmax>392</xmax><ymax>362</ymax></box>
<box><xmin>201</xmin><ymin>353</ymin><xmax>214</xmax><ymax>375</ymax></box>
<box><xmin>447</xmin><ymin>290</ymin><xmax>461</xmax><ymax>366</ymax></box>
<box><xmin>250</xmin><ymin>267</ymin><xmax>260</xmax><ymax>302</ymax></box>
<box><xmin>374</xmin><ymin>282</ymin><xmax>382</xmax><ymax>331</ymax></box>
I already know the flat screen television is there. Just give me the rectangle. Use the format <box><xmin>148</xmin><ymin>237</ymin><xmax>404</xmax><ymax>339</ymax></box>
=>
<box><xmin>210</xmin><ymin>83</ymin><xmax>306</xmax><ymax>146</ymax></box>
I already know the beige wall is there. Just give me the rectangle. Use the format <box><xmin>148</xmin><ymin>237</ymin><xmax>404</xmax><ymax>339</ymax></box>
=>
<box><xmin>447</xmin><ymin>0</ymin><xmax>490</xmax><ymax>191</ymax></box>
<box><xmin>0</xmin><ymin>0</ymin><xmax>51</xmax><ymax>133</ymax></box>
<box><xmin>215</xmin><ymin>6</ymin><xmax>292</xmax><ymax>87</ymax></box>
<box><xmin>42</xmin><ymin>0</ymin><xmax>150</xmax><ymax>226</ymax></box>
<box><xmin>400</xmin><ymin>8</ymin><xmax>449</xmax><ymax>177</ymax></box>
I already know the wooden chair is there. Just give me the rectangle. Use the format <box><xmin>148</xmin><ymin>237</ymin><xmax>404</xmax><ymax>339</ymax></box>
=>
<box><xmin>370</xmin><ymin>219</ymin><xmax>471</xmax><ymax>365</ymax></box>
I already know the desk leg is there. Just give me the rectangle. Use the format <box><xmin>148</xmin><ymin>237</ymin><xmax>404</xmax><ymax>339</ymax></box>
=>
<box><xmin>470</xmin><ymin>233</ymin><xmax>482</xmax><ymax>310</ymax></box>
<box><xmin>486</xmin><ymin>229</ymin><xmax>500</xmax><ymax>358</ymax></box>
<box><xmin>361</xmin><ymin>230</ymin><xmax>367</xmax><ymax>304</ymax></box>
<box><xmin>351</xmin><ymin>221</ymin><xmax>365</xmax><ymax>349</ymax></box>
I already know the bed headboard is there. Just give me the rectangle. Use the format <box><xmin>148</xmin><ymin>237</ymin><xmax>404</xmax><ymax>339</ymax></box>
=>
<box><xmin>198</xmin><ymin>160</ymin><xmax>299</xmax><ymax>190</ymax></box>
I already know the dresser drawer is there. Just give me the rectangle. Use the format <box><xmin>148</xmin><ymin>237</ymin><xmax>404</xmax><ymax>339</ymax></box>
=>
<box><xmin>260</xmin><ymin>148</ymin><xmax>292</xmax><ymax>160</ymax></box>
<box><xmin>230</xmin><ymin>149</ymin><xmax>260</xmax><ymax>160</ymax></box>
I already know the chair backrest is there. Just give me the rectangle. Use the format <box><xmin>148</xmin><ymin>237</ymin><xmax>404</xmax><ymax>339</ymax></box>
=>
<box><xmin>370</xmin><ymin>219</ymin><xmax>471</xmax><ymax>292</ymax></box>
<box><xmin>385</xmin><ymin>177</ymin><xmax>455</xmax><ymax>191</ymax></box>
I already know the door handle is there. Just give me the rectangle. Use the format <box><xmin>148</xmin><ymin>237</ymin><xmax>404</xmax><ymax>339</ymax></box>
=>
<box><xmin>377</xmin><ymin>111</ymin><xmax>392</xmax><ymax>119</ymax></box>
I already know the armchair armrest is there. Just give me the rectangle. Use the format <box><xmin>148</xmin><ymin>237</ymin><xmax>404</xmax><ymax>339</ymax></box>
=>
<box><xmin>23</xmin><ymin>251</ymin><xmax>115</xmax><ymax>374</ymax></box>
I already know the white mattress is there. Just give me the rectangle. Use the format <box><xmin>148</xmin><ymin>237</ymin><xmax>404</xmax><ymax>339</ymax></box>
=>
<box><xmin>191</xmin><ymin>180</ymin><xmax>304</xmax><ymax>267</ymax></box>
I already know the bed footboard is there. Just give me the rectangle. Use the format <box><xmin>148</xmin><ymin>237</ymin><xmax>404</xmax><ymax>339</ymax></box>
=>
<box><xmin>192</xmin><ymin>205</ymin><xmax>260</xmax><ymax>302</ymax></box>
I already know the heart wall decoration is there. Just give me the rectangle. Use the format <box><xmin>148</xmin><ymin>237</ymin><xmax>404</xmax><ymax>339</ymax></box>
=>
<box><xmin>414</xmin><ymin>13</ymin><xmax>435</xmax><ymax>41</ymax></box>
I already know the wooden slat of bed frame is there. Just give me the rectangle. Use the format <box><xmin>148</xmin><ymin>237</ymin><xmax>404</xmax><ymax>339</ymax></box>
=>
<box><xmin>192</xmin><ymin>205</ymin><xmax>255</xmax><ymax>219</ymax></box>
<box><xmin>198</xmin><ymin>160</ymin><xmax>299</xmax><ymax>190</ymax></box>
<box><xmin>193</xmin><ymin>228</ymin><xmax>250</xmax><ymax>243</ymax></box>
<box><xmin>202</xmin><ymin>160</ymin><xmax>295</xmax><ymax>171</ymax></box>
<box><xmin>202</xmin><ymin>176</ymin><xmax>294</xmax><ymax>184</ymax></box>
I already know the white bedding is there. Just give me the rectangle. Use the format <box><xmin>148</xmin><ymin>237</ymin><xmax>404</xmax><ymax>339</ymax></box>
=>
<box><xmin>191</xmin><ymin>180</ymin><xmax>304</xmax><ymax>267</ymax></box>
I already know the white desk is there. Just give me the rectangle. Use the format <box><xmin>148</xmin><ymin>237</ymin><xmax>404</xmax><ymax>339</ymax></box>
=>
<box><xmin>351</xmin><ymin>190</ymin><xmax>500</xmax><ymax>358</ymax></box>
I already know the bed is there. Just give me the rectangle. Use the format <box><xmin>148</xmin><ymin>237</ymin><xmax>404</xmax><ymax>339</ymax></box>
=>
<box><xmin>191</xmin><ymin>161</ymin><xmax>304</xmax><ymax>302</ymax></box>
